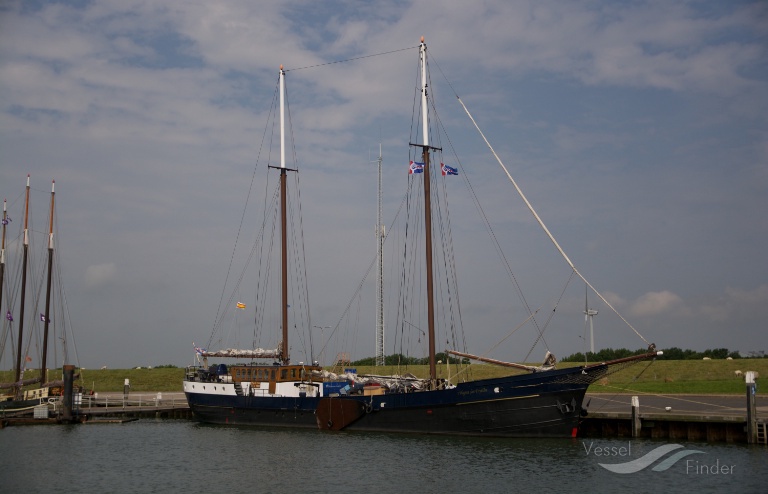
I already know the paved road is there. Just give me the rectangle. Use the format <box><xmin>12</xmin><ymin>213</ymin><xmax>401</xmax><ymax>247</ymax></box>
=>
<box><xmin>584</xmin><ymin>393</ymin><xmax>767</xmax><ymax>417</ymax></box>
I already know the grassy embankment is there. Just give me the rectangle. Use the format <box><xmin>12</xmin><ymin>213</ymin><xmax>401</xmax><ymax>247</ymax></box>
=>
<box><xmin>2</xmin><ymin>359</ymin><xmax>764</xmax><ymax>394</ymax></box>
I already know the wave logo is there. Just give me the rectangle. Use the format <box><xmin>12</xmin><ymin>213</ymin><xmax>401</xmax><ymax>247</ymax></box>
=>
<box><xmin>598</xmin><ymin>444</ymin><xmax>704</xmax><ymax>474</ymax></box>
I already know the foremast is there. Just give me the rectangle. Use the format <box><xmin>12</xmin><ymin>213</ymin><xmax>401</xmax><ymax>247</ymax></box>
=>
<box><xmin>279</xmin><ymin>64</ymin><xmax>289</xmax><ymax>364</ymax></box>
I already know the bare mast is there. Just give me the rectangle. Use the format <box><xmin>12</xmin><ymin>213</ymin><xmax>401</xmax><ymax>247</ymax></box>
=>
<box><xmin>40</xmin><ymin>181</ymin><xmax>55</xmax><ymax>384</ymax></box>
<box><xmin>375</xmin><ymin>144</ymin><xmax>385</xmax><ymax>366</ymax></box>
<box><xmin>0</xmin><ymin>199</ymin><xmax>7</xmax><ymax>348</ymax></box>
<box><xmin>14</xmin><ymin>175</ymin><xmax>31</xmax><ymax>386</ymax></box>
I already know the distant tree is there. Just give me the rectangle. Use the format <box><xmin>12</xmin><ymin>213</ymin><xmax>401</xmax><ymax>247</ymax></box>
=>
<box><xmin>351</xmin><ymin>357</ymin><xmax>376</xmax><ymax>366</ymax></box>
<box><xmin>658</xmin><ymin>347</ymin><xmax>685</xmax><ymax>360</ymax></box>
<box><xmin>561</xmin><ymin>352</ymin><xmax>586</xmax><ymax>363</ymax></box>
<box><xmin>561</xmin><ymin>347</ymin><xmax>741</xmax><ymax>362</ymax></box>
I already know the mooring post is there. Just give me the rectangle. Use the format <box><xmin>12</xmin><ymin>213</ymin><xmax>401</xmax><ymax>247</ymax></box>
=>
<box><xmin>746</xmin><ymin>371</ymin><xmax>757</xmax><ymax>444</ymax></box>
<box><xmin>631</xmin><ymin>395</ymin><xmax>641</xmax><ymax>437</ymax></box>
<box><xmin>61</xmin><ymin>364</ymin><xmax>75</xmax><ymax>423</ymax></box>
<box><xmin>123</xmin><ymin>378</ymin><xmax>130</xmax><ymax>409</ymax></box>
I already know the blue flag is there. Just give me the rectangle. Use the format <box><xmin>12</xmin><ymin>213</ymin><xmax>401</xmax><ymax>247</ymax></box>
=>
<box><xmin>441</xmin><ymin>163</ymin><xmax>458</xmax><ymax>176</ymax></box>
<box><xmin>409</xmin><ymin>161</ymin><xmax>424</xmax><ymax>174</ymax></box>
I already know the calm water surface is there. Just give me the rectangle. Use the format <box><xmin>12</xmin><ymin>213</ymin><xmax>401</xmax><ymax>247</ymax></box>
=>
<box><xmin>1</xmin><ymin>420</ymin><xmax>766</xmax><ymax>493</ymax></box>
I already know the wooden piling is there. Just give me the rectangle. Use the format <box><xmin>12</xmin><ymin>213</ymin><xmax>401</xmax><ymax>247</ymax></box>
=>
<box><xmin>631</xmin><ymin>396</ymin><xmax>640</xmax><ymax>437</ymax></box>
<box><xmin>746</xmin><ymin>371</ymin><xmax>757</xmax><ymax>444</ymax></box>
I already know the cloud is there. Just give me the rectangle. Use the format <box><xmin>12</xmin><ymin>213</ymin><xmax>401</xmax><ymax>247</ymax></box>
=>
<box><xmin>85</xmin><ymin>263</ymin><xmax>117</xmax><ymax>288</ymax></box>
<box><xmin>699</xmin><ymin>285</ymin><xmax>768</xmax><ymax>322</ymax></box>
<box><xmin>601</xmin><ymin>291</ymin><xmax>626</xmax><ymax>309</ymax></box>
<box><xmin>629</xmin><ymin>290</ymin><xmax>684</xmax><ymax>317</ymax></box>
<box><xmin>0</xmin><ymin>1</ymin><xmax>765</xmax><ymax>367</ymax></box>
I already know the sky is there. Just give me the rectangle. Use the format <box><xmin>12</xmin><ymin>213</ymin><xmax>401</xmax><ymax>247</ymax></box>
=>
<box><xmin>1</xmin><ymin>0</ymin><xmax>766</xmax><ymax>370</ymax></box>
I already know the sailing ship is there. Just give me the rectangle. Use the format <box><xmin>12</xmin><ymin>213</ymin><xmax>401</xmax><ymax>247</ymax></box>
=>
<box><xmin>0</xmin><ymin>176</ymin><xmax>69</xmax><ymax>416</ymax></box>
<box><xmin>313</xmin><ymin>37</ymin><xmax>660</xmax><ymax>437</ymax></box>
<box><xmin>183</xmin><ymin>65</ymin><xmax>339</xmax><ymax>426</ymax></box>
<box><xmin>184</xmin><ymin>38</ymin><xmax>660</xmax><ymax>435</ymax></box>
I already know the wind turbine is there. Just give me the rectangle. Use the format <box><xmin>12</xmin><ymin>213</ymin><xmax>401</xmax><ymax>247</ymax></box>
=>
<box><xmin>584</xmin><ymin>286</ymin><xmax>598</xmax><ymax>354</ymax></box>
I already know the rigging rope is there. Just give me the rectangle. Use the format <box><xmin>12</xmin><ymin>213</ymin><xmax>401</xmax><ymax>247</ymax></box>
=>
<box><xmin>285</xmin><ymin>46</ymin><xmax>418</xmax><ymax>72</ymax></box>
<box><xmin>430</xmin><ymin>83</ymin><xmax>547</xmax><ymax>359</ymax></box>
<box><xmin>456</xmin><ymin>94</ymin><xmax>650</xmax><ymax>346</ymax></box>
<box><xmin>425</xmin><ymin>53</ymin><xmax>651</xmax><ymax>347</ymax></box>
<box><xmin>210</xmin><ymin>76</ymin><xmax>280</xmax><ymax>344</ymax></box>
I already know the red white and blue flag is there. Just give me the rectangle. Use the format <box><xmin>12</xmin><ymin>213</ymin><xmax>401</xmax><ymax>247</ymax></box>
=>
<box><xmin>441</xmin><ymin>163</ymin><xmax>458</xmax><ymax>176</ymax></box>
<box><xmin>409</xmin><ymin>161</ymin><xmax>424</xmax><ymax>174</ymax></box>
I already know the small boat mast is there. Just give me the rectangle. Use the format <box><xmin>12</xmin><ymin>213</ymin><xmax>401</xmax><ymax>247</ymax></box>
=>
<box><xmin>14</xmin><ymin>175</ymin><xmax>31</xmax><ymax>387</ymax></box>
<box><xmin>40</xmin><ymin>180</ymin><xmax>55</xmax><ymax>384</ymax></box>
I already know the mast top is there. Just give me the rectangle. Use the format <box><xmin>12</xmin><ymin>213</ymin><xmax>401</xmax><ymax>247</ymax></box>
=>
<box><xmin>421</xmin><ymin>35</ymin><xmax>424</xmax><ymax>43</ymax></box>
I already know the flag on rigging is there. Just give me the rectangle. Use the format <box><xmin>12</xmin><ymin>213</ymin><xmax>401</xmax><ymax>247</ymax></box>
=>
<box><xmin>5</xmin><ymin>311</ymin><xmax>12</xmax><ymax>322</ymax></box>
<box><xmin>408</xmin><ymin>161</ymin><xmax>424</xmax><ymax>174</ymax></box>
<box><xmin>441</xmin><ymin>163</ymin><xmax>458</xmax><ymax>176</ymax></box>
<box><xmin>40</xmin><ymin>313</ymin><xmax>51</xmax><ymax>323</ymax></box>
<box><xmin>236</xmin><ymin>302</ymin><xmax>246</xmax><ymax>309</ymax></box>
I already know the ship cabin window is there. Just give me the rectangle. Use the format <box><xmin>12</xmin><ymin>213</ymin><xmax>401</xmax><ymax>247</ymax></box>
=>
<box><xmin>271</xmin><ymin>370</ymin><xmax>275</xmax><ymax>380</ymax></box>
<box><xmin>291</xmin><ymin>368</ymin><xmax>297</xmax><ymax>379</ymax></box>
<box><xmin>280</xmin><ymin>369</ymin><xmax>287</xmax><ymax>380</ymax></box>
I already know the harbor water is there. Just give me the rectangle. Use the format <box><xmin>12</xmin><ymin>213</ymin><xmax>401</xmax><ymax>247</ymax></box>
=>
<box><xmin>1</xmin><ymin>420</ymin><xmax>766</xmax><ymax>493</ymax></box>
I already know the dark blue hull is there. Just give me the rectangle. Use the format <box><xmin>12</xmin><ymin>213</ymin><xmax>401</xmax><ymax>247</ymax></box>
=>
<box><xmin>184</xmin><ymin>392</ymin><xmax>322</xmax><ymax>427</ymax></box>
<box><xmin>186</xmin><ymin>364</ymin><xmax>608</xmax><ymax>437</ymax></box>
<box><xmin>316</xmin><ymin>364</ymin><xmax>607</xmax><ymax>437</ymax></box>
<box><xmin>0</xmin><ymin>398</ymin><xmax>44</xmax><ymax>416</ymax></box>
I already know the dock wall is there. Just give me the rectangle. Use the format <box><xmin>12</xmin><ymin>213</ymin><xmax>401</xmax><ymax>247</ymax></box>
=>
<box><xmin>580</xmin><ymin>412</ymin><xmax>765</xmax><ymax>443</ymax></box>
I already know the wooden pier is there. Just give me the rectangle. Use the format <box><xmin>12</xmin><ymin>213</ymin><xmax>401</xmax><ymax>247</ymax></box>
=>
<box><xmin>0</xmin><ymin>392</ymin><xmax>191</xmax><ymax>427</ymax></box>
<box><xmin>580</xmin><ymin>411</ymin><xmax>759</xmax><ymax>443</ymax></box>
<box><xmin>579</xmin><ymin>392</ymin><xmax>767</xmax><ymax>444</ymax></box>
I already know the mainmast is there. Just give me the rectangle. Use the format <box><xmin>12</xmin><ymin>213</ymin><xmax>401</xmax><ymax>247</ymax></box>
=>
<box><xmin>14</xmin><ymin>175</ymin><xmax>31</xmax><ymax>386</ymax></box>
<box><xmin>279</xmin><ymin>64</ymin><xmax>289</xmax><ymax>364</ymax></box>
<box><xmin>40</xmin><ymin>181</ymin><xmax>55</xmax><ymax>384</ymax></box>
<box><xmin>416</xmin><ymin>37</ymin><xmax>437</xmax><ymax>385</ymax></box>
<box><xmin>375</xmin><ymin>144</ymin><xmax>385</xmax><ymax>366</ymax></box>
